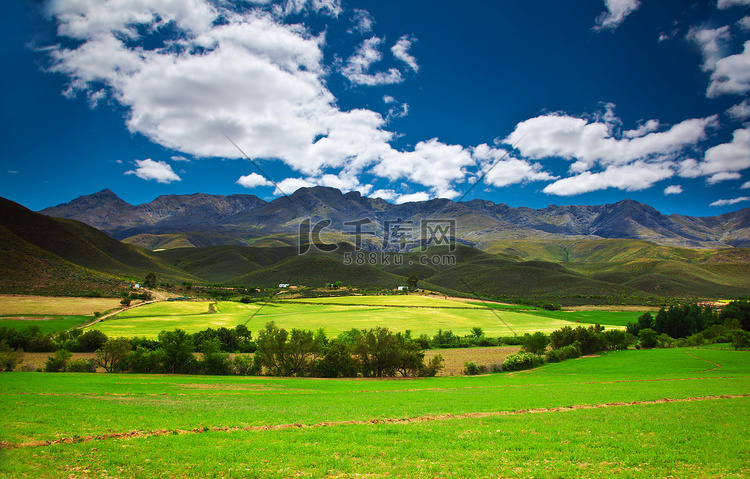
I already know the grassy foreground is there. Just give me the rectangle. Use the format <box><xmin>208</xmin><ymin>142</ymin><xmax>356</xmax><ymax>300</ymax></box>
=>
<box><xmin>1</xmin><ymin>347</ymin><xmax>748</xmax><ymax>478</ymax></box>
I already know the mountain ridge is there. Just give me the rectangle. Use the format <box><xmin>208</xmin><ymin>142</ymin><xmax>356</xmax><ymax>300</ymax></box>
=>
<box><xmin>39</xmin><ymin>187</ymin><xmax>750</xmax><ymax>250</ymax></box>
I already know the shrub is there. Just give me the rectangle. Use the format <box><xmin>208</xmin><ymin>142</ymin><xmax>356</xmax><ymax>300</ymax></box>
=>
<box><xmin>45</xmin><ymin>349</ymin><xmax>72</xmax><ymax>372</ymax></box>
<box><xmin>545</xmin><ymin>348</ymin><xmax>563</xmax><ymax>363</ymax></box>
<box><xmin>638</xmin><ymin>328</ymin><xmax>658</xmax><ymax>349</ymax></box>
<box><xmin>95</xmin><ymin>338</ymin><xmax>131</xmax><ymax>373</ymax></box>
<box><xmin>522</xmin><ymin>331</ymin><xmax>550</xmax><ymax>355</ymax></box>
<box><xmin>419</xmin><ymin>355</ymin><xmax>444</xmax><ymax>377</ymax></box>
<box><xmin>200</xmin><ymin>338</ymin><xmax>233</xmax><ymax>375</ymax></box>
<box><xmin>70</xmin><ymin>330</ymin><xmax>108</xmax><ymax>352</ymax></box>
<box><xmin>502</xmin><ymin>352</ymin><xmax>543</xmax><ymax>372</ymax></box>
<box><xmin>0</xmin><ymin>342</ymin><xmax>24</xmax><ymax>372</ymax></box>
<box><xmin>128</xmin><ymin>347</ymin><xmax>166</xmax><ymax>373</ymax></box>
<box><xmin>232</xmin><ymin>355</ymin><xmax>258</xmax><ymax>376</ymax></box>
<box><xmin>464</xmin><ymin>361</ymin><xmax>483</xmax><ymax>375</ymax></box>
<box><xmin>67</xmin><ymin>358</ymin><xmax>96</xmax><ymax>373</ymax></box>
<box><xmin>731</xmin><ymin>329</ymin><xmax>750</xmax><ymax>350</ymax></box>
<box><xmin>544</xmin><ymin>341</ymin><xmax>581</xmax><ymax>363</ymax></box>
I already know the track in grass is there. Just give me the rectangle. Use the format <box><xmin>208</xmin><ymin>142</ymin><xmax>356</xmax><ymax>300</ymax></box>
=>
<box><xmin>4</xmin><ymin>393</ymin><xmax>747</xmax><ymax>450</ymax></box>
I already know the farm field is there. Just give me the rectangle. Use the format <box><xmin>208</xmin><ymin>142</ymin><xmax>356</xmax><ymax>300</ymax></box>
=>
<box><xmin>1</xmin><ymin>347</ymin><xmax>748</xmax><ymax>478</ymax></box>
<box><xmin>0</xmin><ymin>295</ymin><xmax>121</xmax><ymax>316</ymax></box>
<box><xmin>87</xmin><ymin>295</ymin><xmax>627</xmax><ymax>339</ymax></box>
<box><xmin>0</xmin><ymin>295</ymin><xmax>124</xmax><ymax>334</ymax></box>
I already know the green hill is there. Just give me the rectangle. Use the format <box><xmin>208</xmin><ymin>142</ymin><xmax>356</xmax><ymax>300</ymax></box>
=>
<box><xmin>0</xmin><ymin>197</ymin><xmax>201</xmax><ymax>296</ymax></box>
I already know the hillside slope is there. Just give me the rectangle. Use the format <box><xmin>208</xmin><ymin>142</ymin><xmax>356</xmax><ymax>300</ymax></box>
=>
<box><xmin>0</xmin><ymin>197</ymin><xmax>200</xmax><ymax>296</ymax></box>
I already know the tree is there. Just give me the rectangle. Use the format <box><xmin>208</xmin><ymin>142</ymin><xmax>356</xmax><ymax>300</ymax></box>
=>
<box><xmin>522</xmin><ymin>332</ymin><xmax>550</xmax><ymax>355</ymax></box>
<box><xmin>731</xmin><ymin>329</ymin><xmax>750</xmax><ymax>350</ymax></box>
<box><xmin>317</xmin><ymin>338</ymin><xmax>359</xmax><ymax>378</ymax></box>
<box><xmin>73</xmin><ymin>330</ymin><xmax>108</xmax><ymax>352</ymax></box>
<box><xmin>406</xmin><ymin>275</ymin><xmax>419</xmax><ymax>290</ymax></box>
<box><xmin>158</xmin><ymin>329</ymin><xmax>196</xmax><ymax>374</ymax></box>
<box><xmin>638</xmin><ymin>328</ymin><xmax>658</xmax><ymax>349</ymax></box>
<box><xmin>254</xmin><ymin>322</ymin><xmax>319</xmax><ymax>376</ymax></box>
<box><xmin>354</xmin><ymin>327</ymin><xmax>401</xmax><ymax>377</ymax></box>
<box><xmin>45</xmin><ymin>349</ymin><xmax>72</xmax><ymax>372</ymax></box>
<box><xmin>144</xmin><ymin>272</ymin><xmax>157</xmax><ymax>289</ymax></box>
<box><xmin>721</xmin><ymin>300</ymin><xmax>750</xmax><ymax>332</ymax></box>
<box><xmin>199</xmin><ymin>337</ymin><xmax>232</xmax><ymax>375</ymax></box>
<box><xmin>0</xmin><ymin>341</ymin><xmax>24</xmax><ymax>372</ymax></box>
<box><xmin>95</xmin><ymin>338</ymin><xmax>131</xmax><ymax>372</ymax></box>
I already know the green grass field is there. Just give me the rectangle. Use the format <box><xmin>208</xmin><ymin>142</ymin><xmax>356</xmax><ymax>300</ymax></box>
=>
<box><xmin>1</xmin><ymin>347</ymin><xmax>748</xmax><ymax>478</ymax></box>
<box><xmin>87</xmin><ymin>295</ymin><xmax>629</xmax><ymax>338</ymax></box>
<box><xmin>0</xmin><ymin>315</ymin><xmax>91</xmax><ymax>335</ymax></box>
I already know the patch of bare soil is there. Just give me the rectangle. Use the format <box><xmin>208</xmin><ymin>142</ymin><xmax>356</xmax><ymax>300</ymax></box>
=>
<box><xmin>15</xmin><ymin>352</ymin><xmax>98</xmax><ymax>372</ymax></box>
<box><xmin>425</xmin><ymin>346</ymin><xmax>521</xmax><ymax>376</ymax></box>
<box><xmin>5</xmin><ymin>394</ymin><xmax>748</xmax><ymax>450</ymax></box>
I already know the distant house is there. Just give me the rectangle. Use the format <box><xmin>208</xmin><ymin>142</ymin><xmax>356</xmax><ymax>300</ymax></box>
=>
<box><xmin>279</xmin><ymin>283</ymin><xmax>290</xmax><ymax>288</ymax></box>
<box><xmin>133</xmin><ymin>284</ymin><xmax>141</xmax><ymax>289</ymax></box>
<box><xmin>397</xmin><ymin>286</ymin><xmax>407</xmax><ymax>291</ymax></box>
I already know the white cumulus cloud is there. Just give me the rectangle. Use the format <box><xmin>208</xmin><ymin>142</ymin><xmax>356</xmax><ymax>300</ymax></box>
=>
<box><xmin>728</xmin><ymin>99</ymin><xmax>750</xmax><ymax>119</ymax></box>
<box><xmin>593</xmin><ymin>0</ymin><xmax>641</xmax><ymax>31</ymax></box>
<box><xmin>391</xmin><ymin>35</ymin><xmax>419</xmax><ymax>72</ymax></box>
<box><xmin>504</xmin><ymin>107</ymin><xmax>718</xmax><ymax>195</ymax></box>
<box><xmin>707</xmin><ymin>40</ymin><xmax>750</xmax><ymax>97</ymax></box>
<box><xmin>125</xmin><ymin>159</ymin><xmax>181</xmax><ymax>184</ymax></box>
<box><xmin>543</xmin><ymin>161</ymin><xmax>675</xmax><ymax>196</ymax></box>
<box><xmin>342</xmin><ymin>36</ymin><xmax>403</xmax><ymax>86</ymax></box>
<box><xmin>349</xmin><ymin>9</ymin><xmax>374</xmax><ymax>34</ymax></box>
<box><xmin>679</xmin><ymin>128</ymin><xmax>750</xmax><ymax>183</ymax></box>
<box><xmin>394</xmin><ymin>192</ymin><xmax>431</xmax><ymax>204</ymax></box>
<box><xmin>710</xmin><ymin>196</ymin><xmax>750</xmax><ymax>206</ymax></box>
<box><xmin>45</xmin><ymin>1</ymin><xmax>406</xmax><ymax>183</ymax></box>
<box><xmin>236</xmin><ymin>173</ymin><xmax>272</xmax><ymax>189</ymax></box>
<box><xmin>688</xmin><ymin>25</ymin><xmax>732</xmax><ymax>72</ymax></box>
<box><xmin>664</xmin><ymin>185</ymin><xmax>684</xmax><ymax>195</ymax></box>
<box><xmin>718</xmin><ymin>0</ymin><xmax>750</xmax><ymax>8</ymax></box>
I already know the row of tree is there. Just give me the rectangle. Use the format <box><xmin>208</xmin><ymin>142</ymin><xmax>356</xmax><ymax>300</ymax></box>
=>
<box><xmin>626</xmin><ymin>300</ymin><xmax>750</xmax><ymax>338</ymax></box>
<box><xmin>2</xmin><ymin>322</ymin><xmax>444</xmax><ymax>377</ymax></box>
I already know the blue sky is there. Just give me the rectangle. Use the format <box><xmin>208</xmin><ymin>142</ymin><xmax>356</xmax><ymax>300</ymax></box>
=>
<box><xmin>2</xmin><ymin>0</ymin><xmax>750</xmax><ymax>216</ymax></box>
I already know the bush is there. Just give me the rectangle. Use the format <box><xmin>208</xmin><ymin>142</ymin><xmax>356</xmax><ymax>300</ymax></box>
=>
<box><xmin>200</xmin><ymin>338</ymin><xmax>233</xmax><ymax>375</ymax></box>
<box><xmin>419</xmin><ymin>355</ymin><xmax>444</xmax><ymax>377</ymax></box>
<box><xmin>128</xmin><ymin>346</ymin><xmax>166</xmax><ymax>374</ymax></box>
<box><xmin>95</xmin><ymin>338</ymin><xmax>131</xmax><ymax>373</ymax></box>
<box><xmin>67</xmin><ymin>358</ymin><xmax>96</xmax><ymax>373</ymax></box>
<box><xmin>70</xmin><ymin>330</ymin><xmax>109</xmax><ymax>352</ymax></box>
<box><xmin>502</xmin><ymin>352</ymin><xmax>543</xmax><ymax>372</ymax></box>
<box><xmin>0</xmin><ymin>342</ymin><xmax>24</xmax><ymax>372</ymax></box>
<box><xmin>522</xmin><ymin>332</ymin><xmax>550</xmax><ymax>355</ymax></box>
<box><xmin>638</xmin><ymin>328</ymin><xmax>658</xmax><ymax>349</ymax></box>
<box><xmin>45</xmin><ymin>349</ymin><xmax>72</xmax><ymax>372</ymax></box>
<box><xmin>463</xmin><ymin>361</ymin><xmax>486</xmax><ymax>375</ymax></box>
<box><xmin>545</xmin><ymin>341</ymin><xmax>581</xmax><ymax>363</ymax></box>
<box><xmin>232</xmin><ymin>355</ymin><xmax>258</xmax><ymax>376</ymax></box>
<box><xmin>731</xmin><ymin>329</ymin><xmax>750</xmax><ymax>350</ymax></box>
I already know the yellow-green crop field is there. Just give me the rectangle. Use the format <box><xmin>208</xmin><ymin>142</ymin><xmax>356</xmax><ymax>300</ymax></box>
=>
<box><xmin>0</xmin><ymin>295</ymin><xmax>121</xmax><ymax>316</ymax></box>
<box><xmin>87</xmin><ymin>295</ymin><xmax>635</xmax><ymax>338</ymax></box>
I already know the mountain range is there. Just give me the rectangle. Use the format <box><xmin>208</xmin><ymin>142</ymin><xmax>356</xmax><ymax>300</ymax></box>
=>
<box><xmin>40</xmin><ymin>187</ymin><xmax>750</xmax><ymax>251</ymax></box>
<box><xmin>2</xmin><ymin>191</ymin><xmax>749</xmax><ymax>302</ymax></box>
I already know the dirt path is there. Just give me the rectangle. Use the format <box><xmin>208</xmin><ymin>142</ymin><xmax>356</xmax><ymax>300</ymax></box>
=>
<box><xmin>4</xmin><ymin>393</ymin><xmax>748</xmax><ymax>450</ymax></box>
<box><xmin>684</xmin><ymin>350</ymin><xmax>723</xmax><ymax>372</ymax></box>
